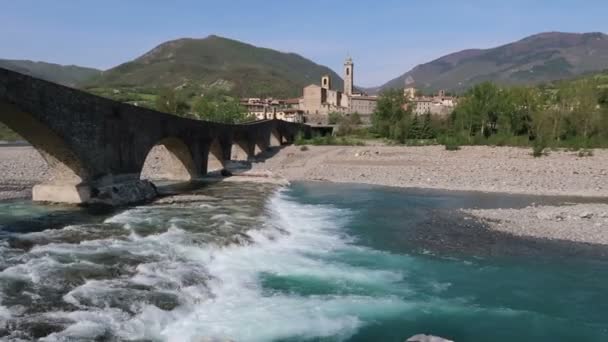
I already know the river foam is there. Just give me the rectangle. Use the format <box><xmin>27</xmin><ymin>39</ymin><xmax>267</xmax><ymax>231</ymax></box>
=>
<box><xmin>4</xmin><ymin>182</ymin><xmax>608</xmax><ymax>341</ymax></box>
<box><xmin>1</xmin><ymin>187</ymin><xmax>408</xmax><ymax>342</ymax></box>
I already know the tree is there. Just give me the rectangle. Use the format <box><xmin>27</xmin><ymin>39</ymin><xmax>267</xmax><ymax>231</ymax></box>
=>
<box><xmin>328</xmin><ymin>112</ymin><xmax>342</xmax><ymax>125</ymax></box>
<box><xmin>155</xmin><ymin>88</ymin><xmax>190</xmax><ymax>117</ymax></box>
<box><xmin>450</xmin><ymin>82</ymin><xmax>510</xmax><ymax>139</ymax></box>
<box><xmin>372</xmin><ymin>89</ymin><xmax>408</xmax><ymax>138</ymax></box>
<box><xmin>420</xmin><ymin>113</ymin><xmax>435</xmax><ymax>139</ymax></box>
<box><xmin>407</xmin><ymin>114</ymin><xmax>421</xmax><ymax>139</ymax></box>
<box><xmin>336</xmin><ymin>113</ymin><xmax>363</xmax><ymax>136</ymax></box>
<box><xmin>350</xmin><ymin>112</ymin><xmax>362</xmax><ymax>125</ymax></box>
<box><xmin>191</xmin><ymin>90</ymin><xmax>248</xmax><ymax>124</ymax></box>
<box><xmin>503</xmin><ymin>86</ymin><xmax>541</xmax><ymax>137</ymax></box>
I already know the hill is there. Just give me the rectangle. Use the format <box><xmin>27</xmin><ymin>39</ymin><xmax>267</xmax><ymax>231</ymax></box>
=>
<box><xmin>379</xmin><ymin>32</ymin><xmax>608</xmax><ymax>93</ymax></box>
<box><xmin>85</xmin><ymin>35</ymin><xmax>343</xmax><ymax>98</ymax></box>
<box><xmin>0</xmin><ymin>59</ymin><xmax>100</xmax><ymax>87</ymax></box>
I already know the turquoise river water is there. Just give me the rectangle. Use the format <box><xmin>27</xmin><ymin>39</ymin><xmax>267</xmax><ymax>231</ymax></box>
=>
<box><xmin>0</xmin><ymin>181</ymin><xmax>607</xmax><ymax>341</ymax></box>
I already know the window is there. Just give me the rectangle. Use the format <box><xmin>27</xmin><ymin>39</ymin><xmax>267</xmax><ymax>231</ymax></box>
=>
<box><xmin>346</xmin><ymin>68</ymin><xmax>350</xmax><ymax>76</ymax></box>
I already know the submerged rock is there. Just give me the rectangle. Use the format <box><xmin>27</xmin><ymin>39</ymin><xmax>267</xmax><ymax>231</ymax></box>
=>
<box><xmin>406</xmin><ymin>334</ymin><xmax>454</xmax><ymax>342</ymax></box>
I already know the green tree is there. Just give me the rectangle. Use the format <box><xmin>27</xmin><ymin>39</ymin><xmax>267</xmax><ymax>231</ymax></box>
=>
<box><xmin>350</xmin><ymin>112</ymin><xmax>362</xmax><ymax>125</ymax></box>
<box><xmin>420</xmin><ymin>113</ymin><xmax>435</xmax><ymax>139</ymax></box>
<box><xmin>328</xmin><ymin>112</ymin><xmax>342</xmax><ymax>125</ymax></box>
<box><xmin>372</xmin><ymin>89</ymin><xmax>408</xmax><ymax>138</ymax></box>
<box><xmin>191</xmin><ymin>90</ymin><xmax>247</xmax><ymax>124</ymax></box>
<box><xmin>407</xmin><ymin>114</ymin><xmax>421</xmax><ymax>139</ymax></box>
<box><xmin>503</xmin><ymin>86</ymin><xmax>541</xmax><ymax>137</ymax></box>
<box><xmin>155</xmin><ymin>88</ymin><xmax>190</xmax><ymax>117</ymax></box>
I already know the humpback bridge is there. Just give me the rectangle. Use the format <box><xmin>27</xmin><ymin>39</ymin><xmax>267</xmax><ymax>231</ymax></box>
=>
<box><xmin>0</xmin><ymin>68</ymin><xmax>310</xmax><ymax>205</ymax></box>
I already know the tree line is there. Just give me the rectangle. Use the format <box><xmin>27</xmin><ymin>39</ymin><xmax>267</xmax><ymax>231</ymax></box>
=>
<box><xmin>154</xmin><ymin>88</ymin><xmax>248</xmax><ymax>124</ymax></box>
<box><xmin>372</xmin><ymin>79</ymin><xmax>608</xmax><ymax>148</ymax></box>
<box><xmin>371</xmin><ymin>89</ymin><xmax>439</xmax><ymax>143</ymax></box>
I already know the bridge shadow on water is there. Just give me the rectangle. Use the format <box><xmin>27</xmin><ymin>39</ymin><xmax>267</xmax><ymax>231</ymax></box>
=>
<box><xmin>0</xmin><ymin>199</ymin><xmax>117</xmax><ymax>252</ymax></box>
<box><xmin>151</xmin><ymin>145</ymin><xmax>286</xmax><ymax>196</ymax></box>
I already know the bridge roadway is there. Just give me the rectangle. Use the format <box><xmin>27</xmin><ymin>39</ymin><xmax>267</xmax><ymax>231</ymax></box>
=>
<box><xmin>0</xmin><ymin>67</ymin><xmax>310</xmax><ymax>205</ymax></box>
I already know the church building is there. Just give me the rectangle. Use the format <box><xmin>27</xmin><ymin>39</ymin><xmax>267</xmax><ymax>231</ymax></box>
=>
<box><xmin>300</xmin><ymin>57</ymin><xmax>377</xmax><ymax>124</ymax></box>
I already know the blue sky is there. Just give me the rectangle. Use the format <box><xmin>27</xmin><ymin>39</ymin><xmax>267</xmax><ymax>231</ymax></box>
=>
<box><xmin>1</xmin><ymin>0</ymin><xmax>607</xmax><ymax>86</ymax></box>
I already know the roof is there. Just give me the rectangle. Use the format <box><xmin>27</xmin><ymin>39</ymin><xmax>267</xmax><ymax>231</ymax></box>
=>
<box><xmin>350</xmin><ymin>96</ymin><xmax>377</xmax><ymax>101</ymax></box>
<box><xmin>283</xmin><ymin>109</ymin><xmax>304</xmax><ymax>114</ymax></box>
<box><xmin>284</xmin><ymin>98</ymin><xmax>302</xmax><ymax>104</ymax></box>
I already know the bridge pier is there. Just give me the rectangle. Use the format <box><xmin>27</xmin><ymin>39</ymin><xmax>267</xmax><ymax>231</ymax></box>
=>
<box><xmin>33</xmin><ymin>175</ymin><xmax>157</xmax><ymax>206</ymax></box>
<box><xmin>204</xmin><ymin>139</ymin><xmax>229</xmax><ymax>174</ymax></box>
<box><xmin>231</xmin><ymin>141</ymin><xmax>255</xmax><ymax>161</ymax></box>
<box><xmin>33</xmin><ymin>183</ymin><xmax>91</xmax><ymax>204</ymax></box>
<box><xmin>270</xmin><ymin>129</ymin><xmax>282</xmax><ymax>147</ymax></box>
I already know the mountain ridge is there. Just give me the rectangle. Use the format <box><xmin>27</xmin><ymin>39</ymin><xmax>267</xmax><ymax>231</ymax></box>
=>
<box><xmin>378</xmin><ymin>31</ymin><xmax>608</xmax><ymax>93</ymax></box>
<box><xmin>85</xmin><ymin>35</ymin><xmax>345</xmax><ymax>98</ymax></box>
<box><xmin>0</xmin><ymin>59</ymin><xmax>101</xmax><ymax>87</ymax></box>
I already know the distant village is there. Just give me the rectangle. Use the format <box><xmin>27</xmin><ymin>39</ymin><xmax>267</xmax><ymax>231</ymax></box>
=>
<box><xmin>241</xmin><ymin>57</ymin><xmax>458</xmax><ymax>125</ymax></box>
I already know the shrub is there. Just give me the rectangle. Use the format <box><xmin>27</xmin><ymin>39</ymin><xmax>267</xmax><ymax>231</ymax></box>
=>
<box><xmin>577</xmin><ymin>149</ymin><xmax>593</xmax><ymax>157</ymax></box>
<box><xmin>328</xmin><ymin>112</ymin><xmax>342</xmax><ymax>125</ymax></box>
<box><xmin>294</xmin><ymin>132</ymin><xmax>307</xmax><ymax>145</ymax></box>
<box><xmin>532</xmin><ymin>139</ymin><xmax>547</xmax><ymax>157</ymax></box>
<box><xmin>445</xmin><ymin>142</ymin><xmax>461</xmax><ymax>151</ymax></box>
<box><xmin>439</xmin><ymin>135</ymin><xmax>461</xmax><ymax>151</ymax></box>
<box><xmin>300</xmin><ymin>145</ymin><xmax>309</xmax><ymax>151</ymax></box>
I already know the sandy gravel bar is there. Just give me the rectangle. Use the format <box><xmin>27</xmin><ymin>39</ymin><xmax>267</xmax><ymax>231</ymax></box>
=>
<box><xmin>0</xmin><ymin>146</ymin><xmax>49</xmax><ymax>200</ymax></box>
<box><xmin>252</xmin><ymin>145</ymin><xmax>608</xmax><ymax>197</ymax></box>
<box><xmin>464</xmin><ymin>204</ymin><xmax>608</xmax><ymax>245</ymax></box>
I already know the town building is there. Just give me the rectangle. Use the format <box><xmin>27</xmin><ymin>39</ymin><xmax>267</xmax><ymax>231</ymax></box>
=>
<box><xmin>241</xmin><ymin>97</ymin><xmax>305</xmax><ymax>123</ymax></box>
<box><xmin>404</xmin><ymin>88</ymin><xmax>457</xmax><ymax>117</ymax></box>
<box><xmin>243</xmin><ymin>57</ymin><xmax>377</xmax><ymax>125</ymax></box>
<box><xmin>300</xmin><ymin>57</ymin><xmax>377</xmax><ymax>125</ymax></box>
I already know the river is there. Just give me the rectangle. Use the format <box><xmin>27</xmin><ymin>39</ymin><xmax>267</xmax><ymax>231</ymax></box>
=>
<box><xmin>1</xmin><ymin>181</ymin><xmax>607</xmax><ymax>341</ymax></box>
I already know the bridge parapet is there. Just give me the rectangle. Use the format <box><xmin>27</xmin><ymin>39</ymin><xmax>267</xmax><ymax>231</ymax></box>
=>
<box><xmin>0</xmin><ymin>68</ymin><xmax>310</xmax><ymax>205</ymax></box>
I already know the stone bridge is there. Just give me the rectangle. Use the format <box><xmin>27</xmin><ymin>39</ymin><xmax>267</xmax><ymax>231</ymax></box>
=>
<box><xmin>0</xmin><ymin>68</ymin><xmax>310</xmax><ymax>205</ymax></box>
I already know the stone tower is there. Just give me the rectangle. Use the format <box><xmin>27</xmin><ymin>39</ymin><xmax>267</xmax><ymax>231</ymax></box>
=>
<box><xmin>321</xmin><ymin>75</ymin><xmax>331</xmax><ymax>90</ymax></box>
<box><xmin>344</xmin><ymin>57</ymin><xmax>354</xmax><ymax>96</ymax></box>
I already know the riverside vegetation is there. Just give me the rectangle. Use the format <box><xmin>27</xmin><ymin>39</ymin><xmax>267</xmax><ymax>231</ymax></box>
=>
<box><xmin>372</xmin><ymin>74</ymin><xmax>608</xmax><ymax>153</ymax></box>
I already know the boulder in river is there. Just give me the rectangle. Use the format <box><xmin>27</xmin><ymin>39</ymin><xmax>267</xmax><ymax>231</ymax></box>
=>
<box><xmin>406</xmin><ymin>334</ymin><xmax>454</xmax><ymax>342</ymax></box>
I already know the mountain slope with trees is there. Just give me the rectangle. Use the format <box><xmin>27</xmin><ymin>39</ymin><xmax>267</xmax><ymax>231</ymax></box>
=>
<box><xmin>0</xmin><ymin>59</ymin><xmax>100</xmax><ymax>87</ymax></box>
<box><xmin>85</xmin><ymin>35</ymin><xmax>343</xmax><ymax>98</ymax></box>
<box><xmin>379</xmin><ymin>32</ymin><xmax>608</xmax><ymax>93</ymax></box>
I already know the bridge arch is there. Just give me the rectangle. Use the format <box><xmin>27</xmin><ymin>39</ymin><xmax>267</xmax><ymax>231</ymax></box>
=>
<box><xmin>231</xmin><ymin>140</ymin><xmax>252</xmax><ymax>161</ymax></box>
<box><xmin>206</xmin><ymin>139</ymin><xmax>225</xmax><ymax>174</ymax></box>
<box><xmin>140</xmin><ymin>136</ymin><xmax>198</xmax><ymax>181</ymax></box>
<box><xmin>0</xmin><ymin>102</ymin><xmax>87</xmax><ymax>184</ymax></box>
<box><xmin>270</xmin><ymin>128</ymin><xmax>282</xmax><ymax>147</ymax></box>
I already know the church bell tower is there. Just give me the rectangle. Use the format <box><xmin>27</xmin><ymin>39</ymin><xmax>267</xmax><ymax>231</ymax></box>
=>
<box><xmin>344</xmin><ymin>57</ymin><xmax>354</xmax><ymax>96</ymax></box>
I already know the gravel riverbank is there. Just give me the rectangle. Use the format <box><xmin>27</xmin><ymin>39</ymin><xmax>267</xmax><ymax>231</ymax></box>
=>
<box><xmin>464</xmin><ymin>204</ymin><xmax>608</xmax><ymax>245</ymax></box>
<box><xmin>252</xmin><ymin>144</ymin><xmax>608</xmax><ymax>197</ymax></box>
<box><xmin>0</xmin><ymin>146</ymin><xmax>49</xmax><ymax>200</ymax></box>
